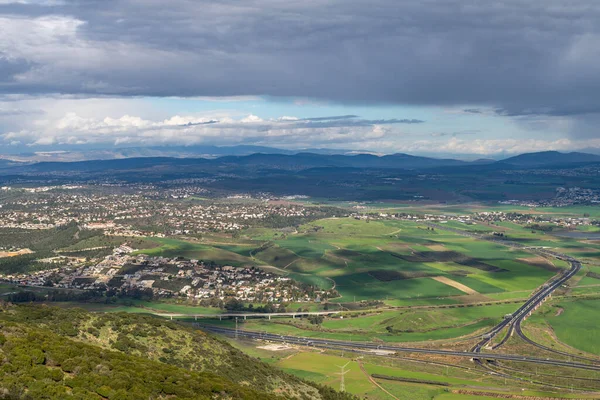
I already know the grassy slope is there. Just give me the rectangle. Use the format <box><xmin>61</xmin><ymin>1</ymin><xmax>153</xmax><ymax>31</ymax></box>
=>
<box><xmin>200</xmin><ymin>303</ymin><xmax>518</xmax><ymax>343</ymax></box>
<box><xmin>129</xmin><ymin>218</ymin><xmax>568</xmax><ymax>304</ymax></box>
<box><xmin>133</xmin><ymin>237</ymin><xmax>259</xmax><ymax>267</ymax></box>
<box><xmin>265</xmin><ymin>218</ymin><xmax>555</xmax><ymax>301</ymax></box>
<box><xmin>529</xmin><ymin>298</ymin><xmax>600</xmax><ymax>356</ymax></box>
<box><xmin>0</xmin><ymin>303</ymin><xmax>352</xmax><ymax>400</ymax></box>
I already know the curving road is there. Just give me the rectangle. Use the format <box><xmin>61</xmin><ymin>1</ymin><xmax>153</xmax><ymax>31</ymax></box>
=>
<box><xmin>423</xmin><ymin>223</ymin><xmax>589</xmax><ymax>356</ymax></box>
<box><xmin>199</xmin><ymin>221</ymin><xmax>598</xmax><ymax>381</ymax></box>
<box><xmin>200</xmin><ymin>325</ymin><xmax>600</xmax><ymax>372</ymax></box>
<box><xmin>471</xmin><ymin>258</ymin><xmax>581</xmax><ymax>354</ymax></box>
<box><xmin>423</xmin><ymin>221</ymin><xmax>600</xmax><ymax>384</ymax></box>
<box><xmin>513</xmin><ymin>315</ymin><xmax>600</xmax><ymax>363</ymax></box>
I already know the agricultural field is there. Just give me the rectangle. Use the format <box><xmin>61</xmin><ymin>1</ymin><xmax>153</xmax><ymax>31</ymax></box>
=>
<box><xmin>230</xmin><ymin>342</ymin><xmax>588</xmax><ymax>400</ymax></box>
<box><xmin>200</xmin><ymin>302</ymin><xmax>524</xmax><ymax>343</ymax></box>
<box><xmin>132</xmin><ymin>237</ymin><xmax>261</xmax><ymax>267</ymax></box>
<box><xmin>130</xmin><ymin>217</ymin><xmax>572</xmax><ymax>306</ymax></box>
<box><xmin>275</xmin><ymin>351</ymin><xmax>474</xmax><ymax>399</ymax></box>
<box><xmin>112</xmin><ymin>214</ymin><xmax>600</xmax><ymax>349</ymax></box>
<box><xmin>5</xmin><ymin>206</ymin><xmax>596</xmax><ymax>398</ymax></box>
<box><xmin>360</xmin><ymin>203</ymin><xmax>600</xmax><ymax>219</ymax></box>
<box><xmin>250</xmin><ymin>218</ymin><xmax>559</xmax><ymax>303</ymax></box>
<box><xmin>526</xmin><ymin>297</ymin><xmax>600</xmax><ymax>356</ymax></box>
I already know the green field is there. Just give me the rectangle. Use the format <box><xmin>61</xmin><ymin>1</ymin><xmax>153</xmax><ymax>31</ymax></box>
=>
<box><xmin>200</xmin><ymin>302</ymin><xmax>521</xmax><ymax>343</ymax></box>
<box><xmin>531</xmin><ymin>298</ymin><xmax>600</xmax><ymax>356</ymax></box>
<box><xmin>271</xmin><ymin>348</ymin><xmax>577</xmax><ymax>399</ymax></box>
<box><xmin>268</xmin><ymin>218</ymin><xmax>557</xmax><ymax>302</ymax></box>
<box><xmin>133</xmin><ymin>237</ymin><xmax>259</xmax><ymax>267</ymax></box>
<box><xmin>130</xmin><ymin>217</ymin><xmax>568</xmax><ymax>305</ymax></box>
<box><xmin>125</xmin><ymin>215</ymin><xmax>600</xmax><ymax>359</ymax></box>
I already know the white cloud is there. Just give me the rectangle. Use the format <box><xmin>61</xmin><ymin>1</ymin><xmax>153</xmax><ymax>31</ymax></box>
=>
<box><xmin>3</xmin><ymin>108</ymin><xmax>598</xmax><ymax>155</ymax></box>
<box><xmin>1</xmin><ymin>110</ymin><xmax>399</xmax><ymax>149</ymax></box>
<box><xmin>240</xmin><ymin>114</ymin><xmax>263</xmax><ymax>123</ymax></box>
<box><xmin>0</xmin><ymin>95</ymin><xmax>597</xmax><ymax>155</ymax></box>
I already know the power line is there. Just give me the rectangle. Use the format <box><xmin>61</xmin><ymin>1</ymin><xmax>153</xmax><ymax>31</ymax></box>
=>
<box><xmin>336</xmin><ymin>362</ymin><xmax>351</xmax><ymax>392</ymax></box>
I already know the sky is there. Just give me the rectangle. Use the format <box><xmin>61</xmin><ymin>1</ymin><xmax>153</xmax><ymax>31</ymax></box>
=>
<box><xmin>1</xmin><ymin>0</ymin><xmax>600</xmax><ymax>158</ymax></box>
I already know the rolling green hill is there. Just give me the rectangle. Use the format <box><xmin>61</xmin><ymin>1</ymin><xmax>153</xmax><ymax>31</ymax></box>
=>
<box><xmin>0</xmin><ymin>302</ymin><xmax>354</xmax><ymax>400</ymax></box>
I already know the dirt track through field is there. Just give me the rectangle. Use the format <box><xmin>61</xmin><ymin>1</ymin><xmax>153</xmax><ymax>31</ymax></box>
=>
<box><xmin>555</xmin><ymin>307</ymin><xmax>564</xmax><ymax>317</ymax></box>
<box><xmin>432</xmin><ymin>276</ymin><xmax>479</xmax><ymax>295</ymax></box>
<box><xmin>358</xmin><ymin>361</ymin><xmax>399</xmax><ymax>400</ymax></box>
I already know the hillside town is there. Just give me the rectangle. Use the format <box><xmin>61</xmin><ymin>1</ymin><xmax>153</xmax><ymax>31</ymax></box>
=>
<box><xmin>1</xmin><ymin>245</ymin><xmax>331</xmax><ymax>304</ymax></box>
<box><xmin>355</xmin><ymin>209</ymin><xmax>595</xmax><ymax>230</ymax></box>
<box><xmin>498</xmin><ymin>187</ymin><xmax>600</xmax><ymax>207</ymax></box>
<box><xmin>0</xmin><ymin>185</ymin><xmax>344</xmax><ymax>234</ymax></box>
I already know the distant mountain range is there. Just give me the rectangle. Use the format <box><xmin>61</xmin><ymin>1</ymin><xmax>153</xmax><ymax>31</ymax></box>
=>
<box><xmin>2</xmin><ymin>150</ymin><xmax>600</xmax><ymax>175</ymax></box>
<box><xmin>2</xmin><ymin>144</ymin><xmax>600</xmax><ymax>169</ymax></box>
<box><xmin>2</xmin><ymin>149</ymin><xmax>600</xmax><ymax>203</ymax></box>
<box><xmin>0</xmin><ymin>145</ymin><xmax>363</xmax><ymax>163</ymax></box>
<box><xmin>500</xmin><ymin>151</ymin><xmax>600</xmax><ymax>167</ymax></box>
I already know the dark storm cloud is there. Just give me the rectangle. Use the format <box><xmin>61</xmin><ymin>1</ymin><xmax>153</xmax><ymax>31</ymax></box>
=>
<box><xmin>0</xmin><ymin>54</ymin><xmax>33</xmax><ymax>82</ymax></box>
<box><xmin>0</xmin><ymin>108</ymin><xmax>44</xmax><ymax>116</ymax></box>
<box><xmin>495</xmin><ymin>106</ymin><xmax>600</xmax><ymax>117</ymax></box>
<box><xmin>1</xmin><ymin>0</ymin><xmax>600</xmax><ymax>118</ymax></box>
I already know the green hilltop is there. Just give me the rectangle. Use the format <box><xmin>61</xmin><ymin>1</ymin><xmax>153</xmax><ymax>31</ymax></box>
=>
<box><xmin>0</xmin><ymin>302</ymin><xmax>354</xmax><ymax>400</ymax></box>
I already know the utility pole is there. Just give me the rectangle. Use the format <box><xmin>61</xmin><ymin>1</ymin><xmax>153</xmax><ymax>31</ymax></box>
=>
<box><xmin>235</xmin><ymin>317</ymin><xmax>238</xmax><ymax>340</ymax></box>
<box><xmin>336</xmin><ymin>362</ymin><xmax>350</xmax><ymax>392</ymax></box>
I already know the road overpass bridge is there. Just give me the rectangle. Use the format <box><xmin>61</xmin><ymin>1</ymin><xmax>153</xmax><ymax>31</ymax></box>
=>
<box><xmin>155</xmin><ymin>310</ymin><xmax>341</xmax><ymax>320</ymax></box>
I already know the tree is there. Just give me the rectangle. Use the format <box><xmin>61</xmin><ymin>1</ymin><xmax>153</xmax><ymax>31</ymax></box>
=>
<box><xmin>224</xmin><ymin>298</ymin><xmax>244</xmax><ymax>311</ymax></box>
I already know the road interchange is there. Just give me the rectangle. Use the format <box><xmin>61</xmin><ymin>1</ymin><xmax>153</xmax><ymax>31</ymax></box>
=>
<box><xmin>201</xmin><ymin>325</ymin><xmax>600</xmax><ymax>372</ymax></box>
<box><xmin>202</xmin><ymin>222</ymin><xmax>599</xmax><ymax>384</ymax></box>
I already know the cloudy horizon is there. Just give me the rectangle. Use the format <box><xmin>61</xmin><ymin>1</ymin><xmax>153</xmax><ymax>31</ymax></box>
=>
<box><xmin>1</xmin><ymin>1</ymin><xmax>600</xmax><ymax>157</ymax></box>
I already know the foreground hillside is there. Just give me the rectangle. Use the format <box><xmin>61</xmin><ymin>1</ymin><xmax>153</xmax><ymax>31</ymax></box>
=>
<box><xmin>0</xmin><ymin>302</ymin><xmax>353</xmax><ymax>400</ymax></box>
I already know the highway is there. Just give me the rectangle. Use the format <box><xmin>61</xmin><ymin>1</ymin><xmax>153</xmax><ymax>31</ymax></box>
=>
<box><xmin>200</xmin><ymin>325</ymin><xmax>600</xmax><ymax>372</ymax></box>
<box><xmin>471</xmin><ymin>258</ymin><xmax>580</xmax><ymax>353</ymax></box>
<box><xmin>513</xmin><ymin>314</ymin><xmax>600</xmax><ymax>362</ymax></box>
<box><xmin>198</xmin><ymin>222</ymin><xmax>599</xmax><ymax>379</ymax></box>
<box><xmin>424</xmin><ymin>223</ymin><xmax>587</xmax><ymax>356</ymax></box>
<box><xmin>423</xmin><ymin>222</ymin><xmax>600</xmax><ymax>383</ymax></box>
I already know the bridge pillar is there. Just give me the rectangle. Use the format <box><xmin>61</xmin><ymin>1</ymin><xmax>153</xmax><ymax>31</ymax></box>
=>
<box><xmin>268</xmin><ymin>315</ymin><xmax>271</xmax><ymax>320</ymax></box>
<box><xmin>292</xmin><ymin>314</ymin><xmax>295</xmax><ymax>319</ymax></box>
<box><xmin>244</xmin><ymin>315</ymin><xmax>247</xmax><ymax>320</ymax></box>
<box><xmin>170</xmin><ymin>316</ymin><xmax>173</xmax><ymax>320</ymax></box>
<box><xmin>194</xmin><ymin>315</ymin><xmax>197</xmax><ymax>321</ymax></box>
<box><xmin>219</xmin><ymin>315</ymin><xmax>222</xmax><ymax>321</ymax></box>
